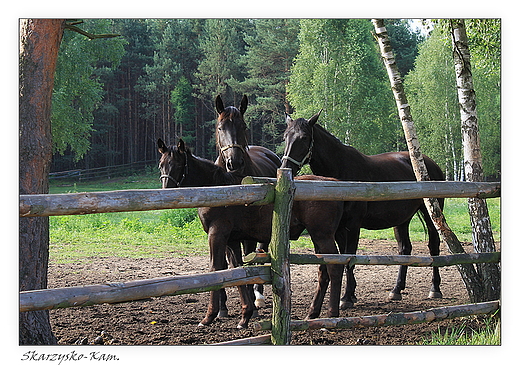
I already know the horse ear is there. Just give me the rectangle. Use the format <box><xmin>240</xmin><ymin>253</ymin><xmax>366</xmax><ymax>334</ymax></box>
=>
<box><xmin>308</xmin><ymin>109</ymin><xmax>322</xmax><ymax>126</ymax></box>
<box><xmin>285</xmin><ymin>112</ymin><xmax>293</xmax><ymax>125</ymax></box>
<box><xmin>177</xmin><ymin>139</ymin><xmax>186</xmax><ymax>153</ymax></box>
<box><xmin>239</xmin><ymin>95</ymin><xmax>248</xmax><ymax>115</ymax></box>
<box><xmin>215</xmin><ymin>95</ymin><xmax>225</xmax><ymax>114</ymax></box>
<box><xmin>158</xmin><ymin>138</ymin><xmax>168</xmax><ymax>154</ymax></box>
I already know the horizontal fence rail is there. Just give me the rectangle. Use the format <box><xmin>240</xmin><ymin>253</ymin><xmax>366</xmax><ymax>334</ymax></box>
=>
<box><xmin>244</xmin><ymin>252</ymin><xmax>501</xmax><ymax>267</ymax></box>
<box><xmin>252</xmin><ymin>301</ymin><xmax>500</xmax><ymax>332</ymax></box>
<box><xmin>20</xmin><ymin>266</ymin><xmax>271</xmax><ymax>312</ymax></box>
<box><xmin>20</xmin><ymin>180</ymin><xmax>500</xmax><ymax>217</ymax></box>
<box><xmin>243</xmin><ymin>178</ymin><xmax>501</xmax><ymax>201</ymax></box>
<box><xmin>19</xmin><ymin>185</ymin><xmax>274</xmax><ymax>217</ymax></box>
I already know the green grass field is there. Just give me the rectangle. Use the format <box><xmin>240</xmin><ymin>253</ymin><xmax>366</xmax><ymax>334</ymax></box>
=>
<box><xmin>49</xmin><ymin>172</ymin><xmax>500</xmax><ymax>263</ymax></box>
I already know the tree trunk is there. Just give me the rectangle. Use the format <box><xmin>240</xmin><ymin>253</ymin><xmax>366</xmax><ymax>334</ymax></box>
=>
<box><xmin>450</xmin><ymin>19</ymin><xmax>500</xmax><ymax>300</ymax></box>
<box><xmin>372</xmin><ymin>19</ymin><xmax>486</xmax><ymax>302</ymax></box>
<box><xmin>19</xmin><ymin>18</ymin><xmax>64</xmax><ymax>345</ymax></box>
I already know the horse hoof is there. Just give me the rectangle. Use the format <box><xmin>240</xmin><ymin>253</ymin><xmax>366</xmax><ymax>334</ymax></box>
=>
<box><xmin>217</xmin><ymin>309</ymin><xmax>229</xmax><ymax>318</ymax></box>
<box><xmin>340</xmin><ymin>300</ymin><xmax>354</xmax><ymax>310</ymax></box>
<box><xmin>237</xmin><ymin>323</ymin><xmax>248</xmax><ymax>330</ymax></box>
<box><xmin>428</xmin><ymin>291</ymin><xmax>443</xmax><ymax>299</ymax></box>
<box><xmin>388</xmin><ymin>292</ymin><xmax>402</xmax><ymax>301</ymax></box>
<box><xmin>197</xmin><ymin>322</ymin><xmax>207</xmax><ymax>327</ymax></box>
<box><xmin>255</xmin><ymin>298</ymin><xmax>266</xmax><ymax>308</ymax></box>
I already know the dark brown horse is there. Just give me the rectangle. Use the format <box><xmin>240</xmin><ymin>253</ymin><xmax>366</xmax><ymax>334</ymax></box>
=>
<box><xmin>281</xmin><ymin>112</ymin><xmax>445</xmax><ymax>309</ymax></box>
<box><xmin>214</xmin><ymin>94</ymin><xmax>281</xmax><ymax>309</ymax></box>
<box><xmin>214</xmin><ymin>95</ymin><xmax>280</xmax><ymax>177</ymax></box>
<box><xmin>158</xmin><ymin>138</ymin><xmax>345</xmax><ymax>328</ymax></box>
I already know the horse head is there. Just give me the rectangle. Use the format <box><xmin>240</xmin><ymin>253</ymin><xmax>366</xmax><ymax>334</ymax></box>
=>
<box><xmin>281</xmin><ymin>110</ymin><xmax>322</xmax><ymax>175</ymax></box>
<box><xmin>158</xmin><ymin>138</ymin><xmax>188</xmax><ymax>188</ymax></box>
<box><xmin>215</xmin><ymin>95</ymin><xmax>249</xmax><ymax>173</ymax></box>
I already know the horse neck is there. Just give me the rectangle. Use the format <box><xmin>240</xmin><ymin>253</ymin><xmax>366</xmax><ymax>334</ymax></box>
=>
<box><xmin>184</xmin><ymin>155</ymin><xmax>238</xmax><ymax>187</ymax></box>
<box><xmin>309</xmin><ymin>124</ymin><xmax>369</xmax><ymax>180</ymax></box>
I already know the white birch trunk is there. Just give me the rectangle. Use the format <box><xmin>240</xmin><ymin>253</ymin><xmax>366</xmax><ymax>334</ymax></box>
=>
<box><xmin>372</xmin><ymin>19</ymin><xmax>485</xmax><ymax>302</ymax></box>
<box><xmin>450</xmin><ymin>19</ymin><xmax>500</xmax><ymax>300</ymax></box>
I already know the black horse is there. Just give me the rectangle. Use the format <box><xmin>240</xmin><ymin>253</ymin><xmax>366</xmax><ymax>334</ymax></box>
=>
<box><xmin>281</xmin><ymin>112</ymin><xmax>445</xmax><ymax>309</ymax></box>
<box><xmin>158</xmin><ymin>138</ymin><xmax>345</xmax><ymax>328</ymax></box>
<box><xmin>213</xmin><ymin>95</ymin><xmax>281</xmax><ymax>309</ymax></box>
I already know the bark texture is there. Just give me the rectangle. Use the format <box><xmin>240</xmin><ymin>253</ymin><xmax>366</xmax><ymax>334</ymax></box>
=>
<box><xmin>451</xmin><ymin>19</ymin><xmax>500</xmax><ymax>300</ymax></box>
<box><xmin>19</xmin><ymin>18</ymin><xmax>64</xmax><ymax>345</ymax></box>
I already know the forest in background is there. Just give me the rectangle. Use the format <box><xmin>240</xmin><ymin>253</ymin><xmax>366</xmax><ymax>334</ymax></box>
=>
<box><xmin>50</xmin><ymin>19</ymin><xmax>500</xmax><ymax>180</ymax></box>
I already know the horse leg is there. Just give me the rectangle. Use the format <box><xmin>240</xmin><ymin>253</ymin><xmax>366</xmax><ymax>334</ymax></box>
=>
<box><xmin>326</xmin><ymin>262</ymin><xmax>343</xmax><ymax>317</ymax></box>
<box><xmin>254</xmin><ymin>241</ymin><xmax>269</xmax><ymax>308</ymax></box>
<box><xmin>243</xmin><ymin>240</ymin><xmax>266</xmax><ymax>309</ymax></box>
<box><xmin>389</xmin><ymin>220</ymin><xmax>412</xmax><ymax>300</ymax></box>
<box><xmin>307</xmin><ymin>226</ymin><xmax>343</xmax><ymax>319</ymax></box>
<box><xmin>199</xmin><ymin>230</ymin><xmax>230</xmax><ymax>327</ymax></box>
<box><xmin>230</xmin><ymin>241</ymin><xmax>255</xmax><ymax>329</ymax></box>
<box><xmin>306</xmin><ymin>263</ymin><xmax>330</xmax><ymax>319</ymax></box>
<box><xmin>422</xmin><ymin>204</ymin><xmax>442</xmax><ymax>299</ymax></box>
<box><xmin>339</xmin><ymin>226</ymin><xmax>360</xmax><ymax>309</ymax></box>
<box><xmin>217</xmin><ymin>247</ymin><xmax>235</xmax><ymax>318</ymax></box>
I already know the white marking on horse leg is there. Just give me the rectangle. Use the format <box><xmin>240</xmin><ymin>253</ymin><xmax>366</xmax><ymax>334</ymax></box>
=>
<box><xmin>254</xmin><ymin>290</ymin><xmax>265</xmax><ymax>308</ymax></box>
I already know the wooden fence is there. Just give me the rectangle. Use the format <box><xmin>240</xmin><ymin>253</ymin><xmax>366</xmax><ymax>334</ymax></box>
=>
<box><xmin>19</xmin><ymin>170</ymin><xmax>501</xmax><ymax>345</ymax></box>
<box><xmin>49</xmin><ymin>160</ymin><xmax>156</xmax><ymax>182</ymax></box>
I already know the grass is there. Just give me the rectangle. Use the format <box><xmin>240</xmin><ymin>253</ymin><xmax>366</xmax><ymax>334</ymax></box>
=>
<box><xmin>48</xmin><ymin>173</ymin><xmax>501</xmax><ymax>263</ymax></box>
<box><xmin>419</xmin><ymin>316</ymin><xmax>500</xmax><ymax>345</ymax></box>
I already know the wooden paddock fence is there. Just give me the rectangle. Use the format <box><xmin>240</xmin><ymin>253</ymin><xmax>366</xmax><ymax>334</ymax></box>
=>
<box><xmin>49</xmin><ymin>160</ymin><xmax>157</xmax><ymax>182</ymax></box>
<box><xmin>19</xmin><ymin>169</ymin><xmax>501</xmax><ymax>345</ymax></box>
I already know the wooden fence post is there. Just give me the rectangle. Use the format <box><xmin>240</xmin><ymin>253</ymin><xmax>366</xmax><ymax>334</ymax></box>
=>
<box><xmin>270</xmin><ymin>168</ymin><xmax>295</xmax><ymax>345</ymax></box>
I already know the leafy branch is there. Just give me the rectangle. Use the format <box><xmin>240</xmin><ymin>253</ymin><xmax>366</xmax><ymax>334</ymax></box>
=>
<box><xmin>64</xmin><ymin>20</ymin><xmax>120</xmax><ymax>39</ymax></box>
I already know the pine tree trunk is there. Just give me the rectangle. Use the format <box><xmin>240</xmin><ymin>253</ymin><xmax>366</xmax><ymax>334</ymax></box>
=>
<box><xmin>450</xmin><ymin>19</ymin><xmax>500</xmax><ymax>300</ymax></box>
<box><xmin>372</xmin><ymin>19</ymin><xmax>485</xmax><ymax>302</ymax></box>
<box><xmin>19</xmin><ymin>19</ymin><xmax>64</xmax><ymax>345</ymax></box>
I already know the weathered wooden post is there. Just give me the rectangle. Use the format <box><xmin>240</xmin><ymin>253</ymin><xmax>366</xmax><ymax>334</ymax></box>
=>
<box><xmin>270</xmin><ymin>168</ymin><xmax>295</xmax><ymax>345</ymax></box>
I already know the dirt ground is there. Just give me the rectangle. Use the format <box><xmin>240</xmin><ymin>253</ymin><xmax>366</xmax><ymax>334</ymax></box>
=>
<box><xmin>48</xmin><ymin>238</ymin><xmax>496</xmax><ymax>346</ymax></box>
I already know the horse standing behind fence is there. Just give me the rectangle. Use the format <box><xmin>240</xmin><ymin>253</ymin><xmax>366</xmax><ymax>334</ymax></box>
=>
<box><xmin>213</xmin><ymin>95</ymin><xmax>281</xmax><ymax>310</ymax></box>
<box><xmin>158</xmin><ymin>138</ymin><xmax>345</xmax><ymax>329</ymax></box>
<box><xmin>281</xmin><ymin>112</ymin><xmax>445</xmax><ymax>309</ymax></box>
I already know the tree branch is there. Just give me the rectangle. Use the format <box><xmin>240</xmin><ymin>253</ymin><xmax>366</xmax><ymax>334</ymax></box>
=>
<box><xmin>64</xmin><ymin>21</ymin><xmax>120</xmax><ymax>40</ymax></box>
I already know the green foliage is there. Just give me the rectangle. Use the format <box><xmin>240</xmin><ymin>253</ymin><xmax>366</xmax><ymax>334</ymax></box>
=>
<box><xmin>231</xmin><ymin>19</ymin><xmax>300</xmax><ymax>148</ymax></box>
<box><xmin>419</xmin><ymin>316</ymin><xmax>500</xmax><ymax>345</ymax></box>
<box><xmin>386</xmin><ymin>19</ymin><xmax>424</xmax><ymax>77</ymax></box>
<box><xmin>52</xmin><ymin>19</ymin><xmax>127</xmax><ymax>161</ymax></box>
<box><xmin>159</xmin><ymin>208</ymin><xmax>198</xmax><ymax>227</ymax></box>
<box><xmin>287</xmin><ymin>19</ymin><xmax>399</xmax><ymax>155</ymax></box>
<box><xmin>171</xmin><ymin>76</ymin><xmax>196</xmax><ymax>144</ymax></box>
<box><xmin>194</xmin><ymin>19</ymin><xmax>250</xmax><ymax>102</ymax></box>
<box><xmin>405</xmin><ymin>19</ymin><xmax>501</xmax><ymax>179</ymax></box>
<box><xmin>405</xmin><ymin>28</ymin><xmax>463</xmax><ymax>180</ymax></box>
<box><xmin>50</xmin><ymin>209</ymin><xmax>206</xmax><ymax>262</ymax></box>
<box><xmin>50</xmin><ymin>19</ymin><xmax>500</xmax><ymax>182</ymax></box>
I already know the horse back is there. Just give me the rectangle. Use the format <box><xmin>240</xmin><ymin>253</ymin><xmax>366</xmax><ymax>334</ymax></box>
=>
<box><xmin>367</xmin><ymin>151</ymin><xmax>444</xmax><ymax>182</ymax></box>
<box><xmin>247</xmin><ymin>146</ymin><xmax>281</xmax><ymax>177</ymax></box>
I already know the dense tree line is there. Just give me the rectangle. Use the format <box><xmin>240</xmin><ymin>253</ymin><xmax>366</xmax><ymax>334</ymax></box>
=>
<box><xmin>50</xmin><ymin>19</ymin><xmax>500</xmax><ymax>180</ymax></box>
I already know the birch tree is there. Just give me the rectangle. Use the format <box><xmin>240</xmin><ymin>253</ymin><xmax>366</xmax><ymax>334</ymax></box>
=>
<box><xmin>450</xmin><ymin>19</ymin><xmax>500</xmax><ymax>300</ymax></box>
<box><xmin>371</xmin><ymin>19</ymin><xmax>487</xmax><ymax>302</ymax></box>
